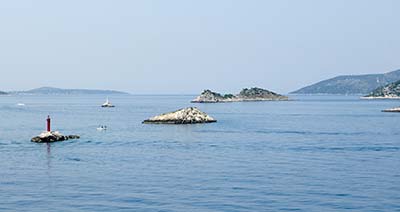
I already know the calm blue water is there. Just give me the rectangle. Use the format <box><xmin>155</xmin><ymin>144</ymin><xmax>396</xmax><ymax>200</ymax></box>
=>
<box><xmin>0</xmin><ymin>95</ymin><xmax>399</xmax><ymax>212</ymax></box>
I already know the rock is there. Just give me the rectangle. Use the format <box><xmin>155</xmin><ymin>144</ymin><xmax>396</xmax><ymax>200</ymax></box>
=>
<box><xmin>143</xmin><ymin>107</ymin><xmax>217</xmax><ymax>124</ymax></box>
<box><xmin>382</xmin><ymin>107</ymin><xmax>400</xmax><ymax>112</ymax></box>
<box><xmin>31</xmin><ymin>131</ymin><xmax>80</xmax><ymax>143</ymax></box>
<box><xmin>68</xmin><ymin>135</ymin><xmax>81</xmax><ymax>139</ymax></box>
<box><xmin>191</xmin><ymin>87</ymin><xmax>288</xmax><ymax>103</ymax></box>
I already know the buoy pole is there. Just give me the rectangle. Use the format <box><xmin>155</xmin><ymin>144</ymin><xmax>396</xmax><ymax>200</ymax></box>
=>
<box><xmin>47</xmin><ymin>115</ymin><xmax>51</xmax><ymax>132</ymax></box>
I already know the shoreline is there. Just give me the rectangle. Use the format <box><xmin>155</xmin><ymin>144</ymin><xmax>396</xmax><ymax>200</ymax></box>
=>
<box><xmin>360</xmin><ymin>96</ymin><xmax>400</xmax><ymax>100</ymax></box>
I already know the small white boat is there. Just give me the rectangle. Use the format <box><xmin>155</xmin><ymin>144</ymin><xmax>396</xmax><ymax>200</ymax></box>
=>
<box><xmin>17</xmin><ymin>103</ymin><xmax>25</xmax><ymax>106</ymax></box>
<box><xmin>101</xmin><ymin>98</ymin><xmax>115</xmax><ymax>108</ymax></box>
<box><xmin>96</xmin><ymin>125</ymin><xmax>107</xmax><ymax>131</ymax></box>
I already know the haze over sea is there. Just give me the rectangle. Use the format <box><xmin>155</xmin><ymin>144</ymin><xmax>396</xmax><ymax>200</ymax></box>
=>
<box><xmin>0</xmin><ymin>94</ymin><xmax>399</xmax><ymax>211</ymax></box>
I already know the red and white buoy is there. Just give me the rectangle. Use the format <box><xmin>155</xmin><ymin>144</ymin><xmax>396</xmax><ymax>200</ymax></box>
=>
<box><xmin>46</xmin><ymin>115</ymin><xmax>51</xmax><ymax>132</ymax></box>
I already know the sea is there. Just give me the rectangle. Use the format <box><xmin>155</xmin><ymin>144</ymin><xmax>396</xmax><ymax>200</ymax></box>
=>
<box><xmin>0</xmin><ymin>94</ymin><xmax>399</xmax><ymax>212</ymax></box>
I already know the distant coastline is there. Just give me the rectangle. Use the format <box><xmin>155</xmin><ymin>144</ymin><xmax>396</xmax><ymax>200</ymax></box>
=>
<box><xmin>6</xmin><ymin>87</ymin><xmax>129</xmax><ymax>95</ymax></box>
<box><xmin>291</xmin><ymin>69</ymin><xmax>400</xmax><ymax>95</ymax></box>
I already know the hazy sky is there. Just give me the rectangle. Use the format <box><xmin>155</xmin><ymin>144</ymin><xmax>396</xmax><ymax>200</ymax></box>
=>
<box><xmin>1</xmin><ymin>0</ymin><xmax>399</xmax><ymax>94</ymax></box>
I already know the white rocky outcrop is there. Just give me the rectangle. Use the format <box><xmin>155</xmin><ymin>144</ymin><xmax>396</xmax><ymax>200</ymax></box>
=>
<box><xmin>143</xmin><ymin>107</ymin><xmax>216</xmax><ymax>124</ymax></box>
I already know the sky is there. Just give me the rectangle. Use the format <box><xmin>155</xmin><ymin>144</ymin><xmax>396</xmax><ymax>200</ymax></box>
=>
<box><xmin>0</xmin><ymin>0</ymin><xmax>399</xmax><ymax>94</ymax></box>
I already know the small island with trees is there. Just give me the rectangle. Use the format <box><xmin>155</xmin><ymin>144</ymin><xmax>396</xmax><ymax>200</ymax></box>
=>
<box><xmin>191</xmin><ymin>87</ymin><xmax>288</xmax><ymax>103</ymax></box>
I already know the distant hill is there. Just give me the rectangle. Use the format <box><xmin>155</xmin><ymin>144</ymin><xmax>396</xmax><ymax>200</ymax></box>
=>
<box><xmin>291</xmin><ymin>69</ymin><xmax>400</xmax><ymax>95</ymax></box>
<box><xmin>0</xmin><ymin>91</ymin><xmax>7</xmax><ymax>95</ymax></box>
<box><xmin>13</xmin><ymin>87</ymin><xmax>129</xmax><ymax>95</ymax></box>
<box><xmin>363</xmin><ymin>80</ymin><xmax>400</xmax><ymax>99</ymax></box>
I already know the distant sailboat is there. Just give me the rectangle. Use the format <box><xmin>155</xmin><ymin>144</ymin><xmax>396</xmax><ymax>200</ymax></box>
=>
<box><xmin>101</xmin><ymin>98</ymin><xmax>115</xmax><ymax>108</ymax></box>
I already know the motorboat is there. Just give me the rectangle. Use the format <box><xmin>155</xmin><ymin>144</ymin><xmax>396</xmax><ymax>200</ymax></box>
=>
<box><xmin>96</xmin><ymin>125</ymin><xmax>107</xmax><ymax>131</ymax></box>
<box><xmin>101</xmin><ymin>98</ymin><xmax>115</xmax><ymax>108</ymax></box>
